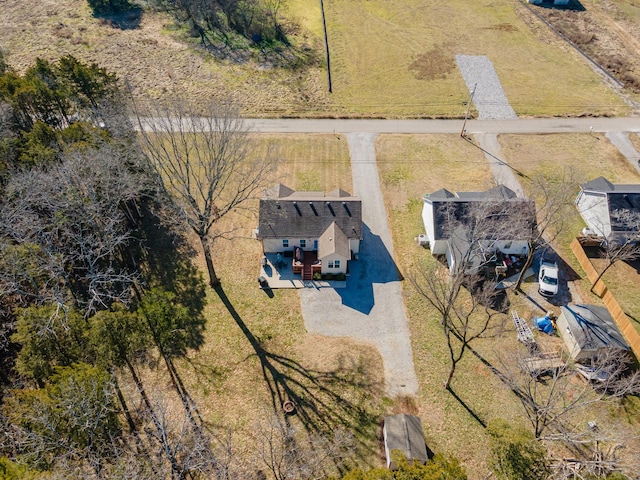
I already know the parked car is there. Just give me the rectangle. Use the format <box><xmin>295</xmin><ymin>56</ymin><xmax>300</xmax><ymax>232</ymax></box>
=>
<box><xmin>538</xmin><ymin>260</ymin><xmax>559</xmax><ymax>296</ymax></box>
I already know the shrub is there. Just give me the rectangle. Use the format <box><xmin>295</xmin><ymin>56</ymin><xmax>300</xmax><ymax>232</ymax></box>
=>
<box><xmin>88</xmin><ymin>0</ymin><xmax>136</xmax><ymax>15</ymax></box>
<box><xmin>487</xmin><ymin>419</ymin><xmax>550</xmax><ymax>480</ymax></box>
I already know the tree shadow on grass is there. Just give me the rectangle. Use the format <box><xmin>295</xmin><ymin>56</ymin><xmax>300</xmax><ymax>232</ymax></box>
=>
<box><xmin>135</xmin><ymin>201</ymin><xmax>207</xmax><ymax>319</ymax></box>
<box><xmin>92</xmin><ymin>6</ymin><xmax>142</xmax><ymax>30</ymax></box>
<box><xmin>215</xmin><ymin>285</ymin><xmax>384</xmax><ymax>463</ymax></box>
<box><xmin>446</xmin><ymin>386</ymin><xmax>486</xmax><ymax>428</ymax></box>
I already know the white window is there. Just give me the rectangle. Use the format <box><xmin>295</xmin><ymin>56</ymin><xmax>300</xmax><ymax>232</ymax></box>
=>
<box><xmin>300</xmin><ymin>239</ymin><xmax>306</xmax><ymax>248</ymax></box>
<box><xmin>282</xmin><ymin>239</ymin><xmax>289</xmax><ymax>248</ymax></box>
<box><xmin>334</xmin><ymin>260</ymin><xmax>340</xmax><ymax>269</ymax></box>
<box><xmin>328</xmin><ymin>260</ymin><xmax>334</xmax><ymax>268</ymax></box>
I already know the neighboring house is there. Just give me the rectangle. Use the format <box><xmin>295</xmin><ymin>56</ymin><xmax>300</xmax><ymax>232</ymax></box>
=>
<box><xmin>421</xmin><ymin>185</ymin><xmax>534</xmax><ymax>275</ymax></box>
<box><xmin>256</xmin><ymin>184</ymin><xmax>362</xmax><ymax>276</ymax></box>
<box><xmin>383</xmin><ymin>414</ymin><xmax>429</xmax><ymax>470</ymax></box>
<box><xmin>556</xmin><ymin>304</ymin><xmax>630</xmax><ymax>362</ymax></box>
<box><xmin>576</xmin><ymin>176</ymin><xmax>640</xmax><ymax>242</ymax></box>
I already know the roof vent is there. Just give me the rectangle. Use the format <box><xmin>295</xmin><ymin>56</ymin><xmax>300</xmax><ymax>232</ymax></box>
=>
<box><xmin>293</xmin><ymin>201</ymin><xmax>301</xmax><ymax>216</ymax></box>
<box><xmin>309</xmin><ymin>201</ymin><xmax>318</xmax><ymax>216</ymax></box>
<box><xmin>326</xmin><ymin>202</ymin><xmax>335</xmax><ymax>216</ymax></box>
<box><xmin>342</xmin><ymin>201</ymin><xmax>351</xmax><ymax>217</ymax></box>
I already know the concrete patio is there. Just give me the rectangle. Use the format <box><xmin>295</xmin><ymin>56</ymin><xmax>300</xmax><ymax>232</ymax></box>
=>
<box><xmin>258</xmin><ymin>253</ymin><xmax>347</xmax><ymax>289</ymax></box>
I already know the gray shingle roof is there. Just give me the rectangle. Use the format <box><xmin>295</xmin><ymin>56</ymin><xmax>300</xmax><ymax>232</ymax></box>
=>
<box><xmin>581</xmin><ymin>176</ymin><xmax>640</xmax><ymax>194</ymax></box>
<box><xmin>257</xmin><ymin>184</ymin><xmax>362</xmax><ymax>239</ymax></box>
<box><xmin>425</xmin><ymin>185</ymin><xmax>533</xmax><ymax>240</ymax></box>
<box><xmin>560</xmin><ymin>304</ymin><xmax>629</xmax><ymax>352</ymax></box>
<box><xmin>318</xmin><ymin>222</ymin><xmax>350</xmax><ymax>259</ymax></box>
<box><xmin>383</xmin><ymin>414</ymin><xmax>429</xmax><ymax>467</ymax></box>
<box><xmin>580</xmin><ymin>177</ymin><xmax>640</xmax><ymax>232</ymax></box>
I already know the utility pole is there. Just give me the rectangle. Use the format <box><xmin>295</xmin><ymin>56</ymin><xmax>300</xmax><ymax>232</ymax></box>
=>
<box><xmin>320</xmin><ymin>0</ymin><xmax>332</xmax><ymax>93</ymax></box>
<box><xmin>460</xmin><ymin>83</ymin><xmax>477</xmax><ymax>137</ymax></box>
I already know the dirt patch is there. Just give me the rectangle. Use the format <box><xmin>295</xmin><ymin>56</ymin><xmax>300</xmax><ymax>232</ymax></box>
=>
<box><xmin>408</xmin><ymin>43</ymin><xmax>456</xmax><ymax>81</ymax></box>
<box><xmin>483</xmin><ymin>23</ymin><xmax>519</xmax><ymax>32</ymax></box>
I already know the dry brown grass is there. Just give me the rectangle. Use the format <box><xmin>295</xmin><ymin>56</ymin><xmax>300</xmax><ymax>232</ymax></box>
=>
<box><xmin>250</xmin><ymin>133</ymin><xmax>353</xmax><ymax>191</ymax></box>
<box><xmin>498</xmin><ymin>132</ymin><xmax>640</xmax><ymax>302</ymax></box>
<box><xmin>376</xmin><ymin>134</ymin><xmax>527</xmax><ymax>476</ymax></box>
<box><xmin>1</xmin><ymin>0</ymin><xmax>631</xmax><ymax>117</ymax></box>
<box><xmin>376</xmin><ymin>133</ymin><xmax>640</xmax><ymax>476</ymax></box>
<box><xmin>149</xmin><ymin>134</ymin><xmax>387</xmax><ymax>472</ymax></box>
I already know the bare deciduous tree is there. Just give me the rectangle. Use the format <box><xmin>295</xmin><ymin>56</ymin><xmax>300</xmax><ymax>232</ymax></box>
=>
<box><xmin>589</xmin><ymin>209</ymin><xmax>640</xmax><ymax>294</ymax></box>
<box><xmin>0</xmin><ymin>143</ymin><xmax>148</xmax><ymax>314</ymax></box>
<box><xmin>499</xmin><ymin>347</ymin><xmax>640</xmax><ymax>440</ymax></box>
<box><xmin>255</xmin><ymin>413</ymin><xmax>355</xmax><ymax>480</ymax></box>
<box><xmin>412</xmin><ymin>198</ymin><xmax>533</xmax><ymax>389</ymax></box>
<box><xmin>513</xmin><ymin>169</ymin><xmax>579</xmax><ymax>291</ymax></box>
<box><xmin>133</xmin><ymin>98</ymin><xmax>277</xmax><ymax>288</ymax></box>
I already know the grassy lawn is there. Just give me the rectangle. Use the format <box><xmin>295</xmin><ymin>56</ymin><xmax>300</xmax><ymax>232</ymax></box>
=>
<box><xmin>376</xmin><ymin>133</ymin><xmax>640</xmax><ymax>476</ymax></box>
<box><xmin>319</xmin><ymin>0</ymin><xmax>627</xmax><ymax>117</ymax></box>
<box><xmin>1</xmin><ymin>0</ymin><xmax>629</xmax><ymax>117</ymax></box>
<box><xmin>498</xmin><ymin>132</ymin><xmax>640</xmax><ymax>302</ymax></box>
<box><xmin>376</xmin><ymin>134</ymin><xmax>531</xmax><ymax>476</ymax></box>
<box><xmin>140</xmin><ymin>134</ymin><xmax>387</xmax><ymax>472</ymax></box>
<box><xmin>591</xmin><ymin>258</ymin><xmax>640</xmax><ymax>338</ymax></box>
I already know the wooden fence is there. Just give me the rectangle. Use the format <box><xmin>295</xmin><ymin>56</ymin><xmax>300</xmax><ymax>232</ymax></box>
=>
<box><xmin>570</xmin><ymin>237</ymin><xmax>640</xmax><ymax>359</ymax></box>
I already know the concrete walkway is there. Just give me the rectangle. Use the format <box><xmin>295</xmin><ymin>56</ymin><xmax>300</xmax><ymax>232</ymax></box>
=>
<box><xmin>475</xmin><ymin>133</ymin><xmax>525</xmax><ymax>197</ymax></box>
<box><xmin>299</xmin><ymin>133</ymin><xmax>419</xmax><ymax>398</ymax></box>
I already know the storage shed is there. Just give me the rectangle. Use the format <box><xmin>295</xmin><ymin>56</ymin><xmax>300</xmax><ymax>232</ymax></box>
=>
<box><xmin>557</xmin><ymin>304</ymin><xmax>629</xmax><ymax>361</ymax></box>
<box><xmin>383</xmin><ymin>414</ymin><xmax>429</xmax><ymax>470</ymax></box>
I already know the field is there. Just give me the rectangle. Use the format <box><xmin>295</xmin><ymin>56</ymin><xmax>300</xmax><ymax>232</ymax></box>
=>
<box><xmin>0</xmin><ymin>0</ymin><xmax>635</xmax><ymax>117</ymax></box>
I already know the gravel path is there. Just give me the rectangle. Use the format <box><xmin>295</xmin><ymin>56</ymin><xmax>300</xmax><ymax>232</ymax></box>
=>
<box><xmin>299</xmin><ymin>133</ymin><xmax>419</xmax><ymax>398</ymax></box>
<box><xmin>606</xmin><ymin>131</ymin><xmax>640</xmax><ymax>173</ymax></box>
<box><xmin>456</xmin><ymin>55</ymin><xmax>518</xmax><ymax>120</ymax></box>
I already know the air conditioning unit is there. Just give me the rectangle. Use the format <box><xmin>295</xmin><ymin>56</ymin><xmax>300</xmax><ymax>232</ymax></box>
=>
<box><xmin>417</xmin><ymin>234</ymin><xmax>429</xmax><ymax>246</ymax></box>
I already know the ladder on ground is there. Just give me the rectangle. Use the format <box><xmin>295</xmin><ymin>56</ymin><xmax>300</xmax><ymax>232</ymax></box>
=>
<box><xmin>512</xmin><ymin>311</ymin><xmax>535</xmax><ymax>346</ymax></box>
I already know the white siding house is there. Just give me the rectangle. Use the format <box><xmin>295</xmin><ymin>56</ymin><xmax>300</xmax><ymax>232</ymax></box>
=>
<box><xmin>576</xmin><ymin>177</ymin><xmax>640</xmax><ymax>240</ymax></box>
<box><xmin>421</xmin><ymin>185</ymin><xmax>534</xmax><ymax>274</ymax></box>
<box><xmin>256</xmin><ymin>184</ymin><xmax>362</xmax><ymax>278</ymax></box>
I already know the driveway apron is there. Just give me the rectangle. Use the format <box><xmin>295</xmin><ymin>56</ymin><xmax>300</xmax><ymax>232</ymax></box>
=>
<box><xmin>299</xmin><ymin>133</ymin><xmax>419</xmax><ymax>397</ymax></box>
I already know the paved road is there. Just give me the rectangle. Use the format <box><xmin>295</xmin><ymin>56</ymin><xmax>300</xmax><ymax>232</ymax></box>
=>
<box><xmin>244</xmin><ymin>117</ymin><xmax>640</xmax><ymax>134</ymax></box>
<box><xmin>300</xmin><ymin>133</ymin><xmax>420</xmax><ymax>397</ymax></box>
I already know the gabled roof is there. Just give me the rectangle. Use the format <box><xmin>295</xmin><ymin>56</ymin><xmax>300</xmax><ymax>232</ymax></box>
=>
<box><xmin>559</xmin><ymin>304</ymin><xmax>629</xmax><ymax>353</ymax></box>
<box><xmin>425</xmin><ymin>184</ymin><xmax>518</xmax><ymax>203</ymax></box>
<box><xmin>383</xmin><ymin>414</ymin><xmax>429</xmax><ymax>468</ymax></box>
<box><xmin>424</xmin><ymin>185</ymin><xmax>533</xmax><ymax>240</ymax></box>
<box><xmin>257</xmin><ymin>184</ymin><xmax>362</xmax><ymax>240</ymax></box>
<box><xmin>326</xmin><ymin>188</ymin><xmax>352</xmax><ymax>198</ymax></box>
<box><xmin>581</xmin><ymin>176</ymin><xmax>640</xmax><ymax>194</ymax></box>
<box><xmin>263</xmin><ymin>183</ymin><xmax>295</xmax><ymax>199</ymax></box>
<box><xmin>318</xmin><ymin>222</ymin><xmax>350</xmax><ymax>259</ymax></box>
<box><xmin>579</xmin><ymin>177</ymin><xmax>640</xmax><ymax>232</ymax></box>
